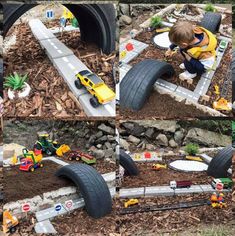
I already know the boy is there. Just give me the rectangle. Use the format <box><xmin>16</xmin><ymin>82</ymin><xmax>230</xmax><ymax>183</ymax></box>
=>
<box><xmin>165</xmin><ymin>21</ymin><xmax>217</xmax><ymax>80</ymax></box>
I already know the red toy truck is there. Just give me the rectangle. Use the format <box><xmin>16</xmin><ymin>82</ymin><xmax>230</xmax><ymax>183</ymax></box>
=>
<box><xmin>170</xmin><ymin>180</ymin><xmax>192</xmax><ymax>189</ymax></box>
<box><xmin>19</xmin><ymin>149</ymin><xmax>43</xmax><ymax>172</ymax></box>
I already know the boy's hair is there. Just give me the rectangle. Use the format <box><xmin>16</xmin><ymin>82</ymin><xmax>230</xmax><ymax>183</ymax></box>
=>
<box><xmin>169</xmin><ymin>21</ymin><xmax>195</xmax><ymax>45</ymax></box>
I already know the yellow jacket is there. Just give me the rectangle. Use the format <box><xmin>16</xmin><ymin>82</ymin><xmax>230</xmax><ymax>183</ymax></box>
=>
<box><xmin>187</xmin><ymin>26</ymin><xmax>217</xmax><ymax>60</ymax></box>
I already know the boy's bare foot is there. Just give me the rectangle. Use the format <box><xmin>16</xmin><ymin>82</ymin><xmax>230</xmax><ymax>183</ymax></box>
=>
<box><xmin>179</xmin><ymin>63</ymin><xmax>186</xmax><ymax>70</ymax></box>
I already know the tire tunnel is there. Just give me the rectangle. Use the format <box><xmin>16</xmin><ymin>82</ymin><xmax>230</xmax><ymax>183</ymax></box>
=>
<box><xmin>3</xmin><ymin>3</ymin><xmax>116</xmax><ymax>54</ymax></box>
<box><xmin>56</xmin><ymin>164</ymin><xmax>112</xmax><ymax>219</ymax></box>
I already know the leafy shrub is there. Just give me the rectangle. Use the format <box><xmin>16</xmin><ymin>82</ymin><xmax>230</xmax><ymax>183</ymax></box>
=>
<box><xmin>150</xmin><ymin>16</ymin><xmax>163</xmax><ymax>28</ymax></box>
<box><xmin>4</xmin><ymin>72</ymin><xmax>28</xmax><ymax>90</ymax></box>
<box><xmin>204</xmin><ymin>3</ymin><xmax>217</xmax><ymax>12</ymax></box>
<box><xmin>185</xmin><ymin>143</ymin><xmax>199</xmax><ymax>155</ymax></box>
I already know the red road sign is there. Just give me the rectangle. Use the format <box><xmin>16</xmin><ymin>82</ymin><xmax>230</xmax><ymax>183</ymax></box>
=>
<box><xmin>22</xmin><ymin>203</ymin><xmax>30</xmax><ymax>212</ymax></box>
<box><xmin>65</xmin><ymin>200</ymin><xmax>73</xmax><ymax>210</ymax></box>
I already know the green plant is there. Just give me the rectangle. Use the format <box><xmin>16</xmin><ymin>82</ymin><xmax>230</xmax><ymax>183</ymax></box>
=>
<box><xmin>4</xmin><ymin>72</ymin><xmax>28</xmax><ymax>91</ymax></box>
<box><xmin>204</xmin><ymin>3</ymin><xmax>217</xmax><ymax>12</ymax></box>
<box><xmin>150</xmin><ymin>16</ymin><xmax>162</xmax><ymax>28</ymax></box>
<box><xmin>184</xmin><ymin>143</ymin><xmax>199</xmax><ymax>155</ymax></box>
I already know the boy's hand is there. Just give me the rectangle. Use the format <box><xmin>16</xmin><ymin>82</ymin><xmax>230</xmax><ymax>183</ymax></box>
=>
<box><xmin>183</xmin><ymin>52</ymin><xmax>191</xmax><ymax>61</ymax></box>
<box><xmin>165</xmin><ymin>49</ymin><xmax>174</xmax><ymax>57</ymax></box>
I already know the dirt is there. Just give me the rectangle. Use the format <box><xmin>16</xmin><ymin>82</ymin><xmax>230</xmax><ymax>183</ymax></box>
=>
<box><xmin>3</xmin><ymin>161</ymin><xmax>72</xmax><ymax>203</ymax></box>
<box><xmin>121</xmin><ymin>157</ymin><xmax>212</xmax><ymax>188</ymax></box>
<box><xmin>119</xmin><ymin>92</ymin><xmax>211</xmax><ymax>119</ymax></box>
<box><xmin>64</xmin><ymin>158</ymin><xmax>116</xmax><ymax>174</ymax></box>
<box><xmin>4</xmin><ymin>158</ymin><xmax>115</xmax><ymax>203</ymax></box>
<box><xmin>4</xmin><ymin>20</ymin><xmax>115</xmax><ymax>117</ymax></box>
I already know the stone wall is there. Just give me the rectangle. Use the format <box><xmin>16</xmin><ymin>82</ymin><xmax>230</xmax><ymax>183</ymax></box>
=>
<box><xmin>119</xmin><ymin>120</ymin><xmax>231</xmax><ymax>152</ymax></box>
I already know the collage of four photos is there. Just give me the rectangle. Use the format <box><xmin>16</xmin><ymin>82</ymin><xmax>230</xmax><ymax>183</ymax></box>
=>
<box><xmin>0</xmin><ymin>0</ymin><xmax>235</xmax><ymax>235</ymax></box>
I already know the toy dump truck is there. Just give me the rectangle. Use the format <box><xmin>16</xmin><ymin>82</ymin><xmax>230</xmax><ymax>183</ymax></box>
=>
<box><xmin>34</xmin><ymin>132</ymin><xmax>70</xmax><ymax>156</ymax></box>
<box><xmin>64</xmin><ymin>150</ymin><xmax>96</xmax><ymax>164</ymax></box>
<box><xmin>75</xmin><ymin>70</ymin><xmax>115</xmax><ymax>108</ymax></box>
<box><xmin>3</xmin><ymin>210</ymin><xmax>19</xmax><ymax>233</ymax></box>
<box><xmin>19</xmin><ymin>149</ymin><xmax>43</xmax><ymax>172</ymax></box>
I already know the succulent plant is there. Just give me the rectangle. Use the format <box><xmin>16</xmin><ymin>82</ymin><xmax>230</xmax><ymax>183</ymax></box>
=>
<box><xmin>4</xmin><ymin>72</ymin><xmax>28</xmax><ymax>91</ymax></box>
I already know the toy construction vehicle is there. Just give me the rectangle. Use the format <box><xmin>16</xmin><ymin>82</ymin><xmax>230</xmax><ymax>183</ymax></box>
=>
<box><xmin>124</xmin><ymin>199</ymin><xmax>139</xmax><ymax>208</ymax></box>
<box><xmin>19</xmin><ymin>148</ymin><xmax>43</xmax><ymax>172</ymax></box>
<box><xmin>34</xmin><ymin>132</ymin><xmax>70</xmax><ymax>156</ymax></box>
<box><xmin>211</xmin><ymin>178</ymin><xmax>233</xmax><ymax>189</ymax></box>
<box><xmin>185</xmin><ymin>155</ymin><xmax>203</xmax><ymax>162</ymax></box>
<box><xmin>213</xmin><ymin>98</ymin><xmax>232</xmax><ymax>111</ymax></box>
<box><xmin>152</xmin><ymin>163</ymin><xmax>167</xmax><ymax>170</ymax></box>
<box><xmin>3</xmin><ymin>210</ymin><xmax>19</xmax><ymax>234</ymax></box>
<box><xmin>75</xmin><ymin>70</ymin><xmax>115</xmax><ymax>108</ymax></box>
<box><xmin>64</xmin><ymin>150</ymin><xmax>96</xmax><ymax>164</ymax></box>
<box><xmin>210</xmin><ymin>192</ymin><xmax>227</xmax><ymax>208</ymax></box>
<box><xmin>61</xmin><ymin>7</ymin><xmax>78</xmax><ymax>28</ymax></box>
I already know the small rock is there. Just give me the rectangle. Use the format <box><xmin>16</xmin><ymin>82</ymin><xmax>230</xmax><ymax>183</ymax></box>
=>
<box><xmin>98</xmin><ymin>123</ymin><xmax>115</xmax><ymax>135</ymax></box>
<box><xmin>156</xmin><ymin>134</ymin><xmax>168</xmax><ymax>147</ymax></box>
<box><xmin>174</xmin><ymin>129</ymin><xmax>185</xmax><ymax>144</ymax></box>
<box><xmin>92</xmin><ymin>150</ymin><xmax>105</xmax><ymax>159</ymax></box>
<box><xmin>95</xmin><ymin>131</ymin><xmax>103</xmax><ymax>138</ymax></box>
<box><xmin>119</xmin><ymin>15</ymin><xmax>132</xmax><ymax>25</ymax></box>
<box><xmin>146</xmin><ymin>144</ymin><xmax>156</xmax><ymax>151</ymax></box>
<box><xmin>145</xmin><ymin>128</ymin><xmax>155</xmax><ymax>139</ymax></box>
<box><xmin>104</xmin><ymin>142</ymin><xmax>112</xmax><ymax>149</ymax></box>
<box><xmin>128</xmin><ymin>135</ymin><xmax>141</xmax><ymax>144</ymax></box>
<box><xmin>120</xmin><ymin>138</ymin><xmax>130</xmax><ymax>150</ymax></box>
<box><xmin>169</xmin><ymin>139</ymin><xmax>178</xmax><ymax>148</ymax></box>
<box><xmin>96</xmin><ymin>135</ymin><xmax>108</xmax><ymax>143</ymax></box>
<box><xmin>104</xmin><ymin>148</ymin><xmax>114</xmax><ymax>158</ymax></box>
<box><xmin>96</xmin><ymin>144</ymin><xmax>102</xmax><ymax>149</ymax></box>
<box><xmin>122</xmin><ymin>122</ymin><xmax>135</xmax><ymax>131</ymax></box>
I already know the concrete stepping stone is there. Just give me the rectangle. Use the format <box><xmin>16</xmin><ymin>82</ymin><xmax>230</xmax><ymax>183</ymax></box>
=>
<box><xmin>35</xmin><ymin>219</ymin><xmax>57</xmax><ymax>234</ymax></box>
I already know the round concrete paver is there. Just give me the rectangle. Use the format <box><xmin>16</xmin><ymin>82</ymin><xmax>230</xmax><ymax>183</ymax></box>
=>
<box><xmin>153</xmin><ymin>32</ymin><xmax>171</xmax><ymax>49</ymax></box>
<box><xmin>169</xmin><ymin>160</ymin><xmax>208</xmax><ymax>172</ymax></box>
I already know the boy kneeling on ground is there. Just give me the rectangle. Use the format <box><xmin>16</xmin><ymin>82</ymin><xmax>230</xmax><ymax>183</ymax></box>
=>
<box><xmin>165</xmin><ymin>21</ymin><xmax>217</xmax><ymax>80</ymax></box>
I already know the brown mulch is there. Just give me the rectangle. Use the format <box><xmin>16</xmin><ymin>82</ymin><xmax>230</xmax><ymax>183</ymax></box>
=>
<box><xmin>4</xmin><ymin>21</ymin><xmax>115</xmax><ymax>117</ymax></box>
<box><xmin>8</xmin><ymin>192</ymin><xmax>233</xmax><ymax>235</ymax></box>
<box><xmin>121</xmin><ymin>157</ymin><xmax>212</xmax><ymax>188</ymax></box>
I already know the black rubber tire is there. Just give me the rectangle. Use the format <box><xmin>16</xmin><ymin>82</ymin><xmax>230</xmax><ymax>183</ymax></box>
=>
<box><xmin>119</xmin><ymin>149</ymin><xmax>139</xmax><ymax>176</ymax></box>
<box><xmin>56</xmin><ymin>164</ymin><xmax>112</xmax><ymax>218</ymax></box>
<box><xmin>120</xmin><ymin>59</ymin><xmax>175</xmax><ymax>111</ymax></box>
<box><xmin>207</xmin><ymin>146</ymin><xmax>233</xmax><ymax>178</ymax></box>
<box><xmin>200</xmin><ymin>12</ymin><xmax>221</xmax><ymax>34</ymax></box>
<box><xmin>3</xmin><ymin>4</ymin><xmax>115</xmax><ymax>54</ymax></box>
<box><xmin>74</xmin><ymin>79</ymin><xmax>83</xmax><ymax>89</ymax></box>
<box><xmin>90</xmin><ymin>97</ymin><xmax>100</xmax><ymax>108</ymax></box>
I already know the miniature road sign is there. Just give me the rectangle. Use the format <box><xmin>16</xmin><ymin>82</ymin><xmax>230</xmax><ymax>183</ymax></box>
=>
<box><xmin>65</xmin><ymin>200</ymin><xmax>73</xmax><ymax>210</ymax></box>
<box><xmin>22</xmin><ymin>203</ymin><xmax>30</xmax><ymax>212</ymax></box>
<box><xmin>54</xmin><ymin>203</ymin><xmax>62</xmax><ymax>212</ymax></box>
<box><xmin>46</xmin><ymin>10</ymin><xmax>54</xmax><ymax>19</ymax></box>
<box><xmin>144</xmin><ymin>152</ymin><xmax>151</xmax><ymax>159</ymax></box>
